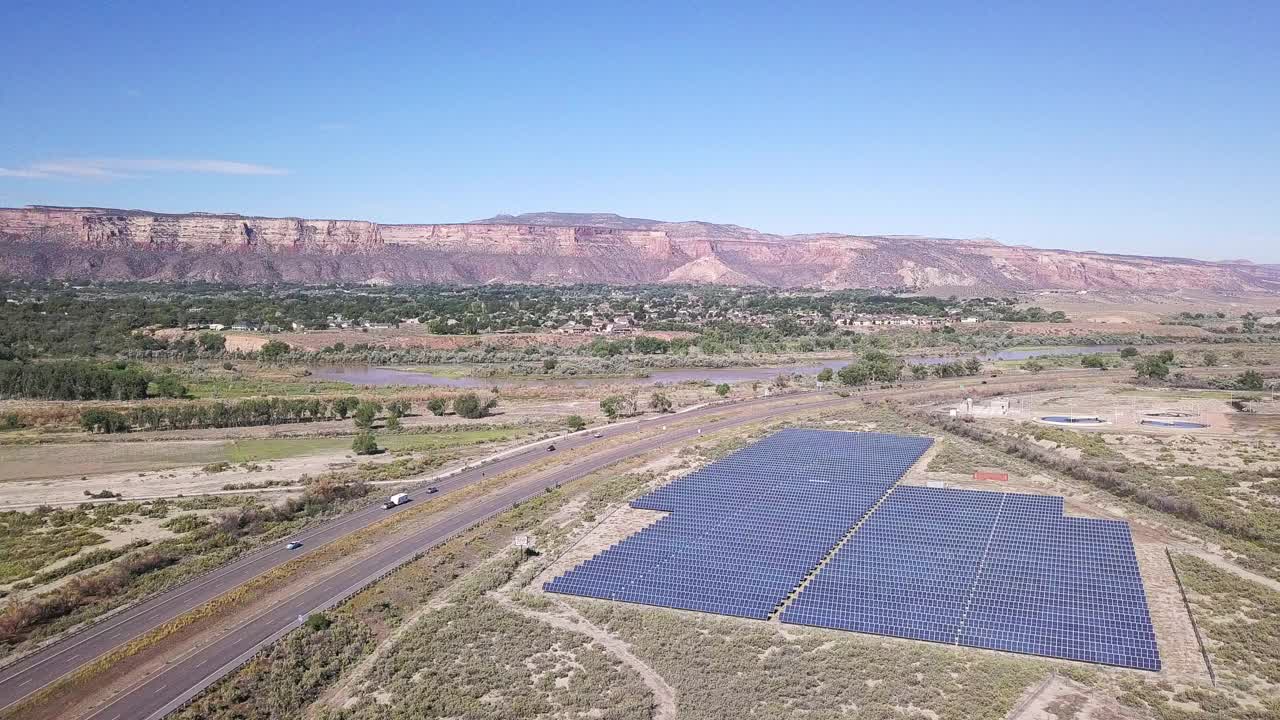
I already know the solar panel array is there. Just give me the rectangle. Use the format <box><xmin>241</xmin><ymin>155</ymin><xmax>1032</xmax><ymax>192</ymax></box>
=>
<box><xmin>544</xmin><ymin>429</ymin><xmax>933</xmax><ymax>619</ymax></box>
<box><xmin>545</xmin><ymin>428</ymin><xmax>1161</xmax><ymax>672</ymax></box>
<box><xmin>782</xmin><ymin>487</ymin><xmax>1161</xmax><ymax>671</ymax></box>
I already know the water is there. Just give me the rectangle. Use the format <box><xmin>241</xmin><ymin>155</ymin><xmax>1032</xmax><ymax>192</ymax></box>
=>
<box><xmin>310</xmin><ymin>345</ymin><xmax>1124</xmax><ymax>388</ymax></box>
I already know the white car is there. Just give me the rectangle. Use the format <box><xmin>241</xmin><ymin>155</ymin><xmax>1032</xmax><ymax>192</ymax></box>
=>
<box><xmin>286</xmin><ymin>541</ymin><xmax>303</xmax><ymax>550</ymax></box>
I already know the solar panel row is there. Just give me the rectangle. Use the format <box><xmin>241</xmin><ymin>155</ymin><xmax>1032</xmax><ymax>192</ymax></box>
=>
<box><xmin>545</xmin><ymin>429</ymin><xmax>933</xmax><ymax>619</ymax></box>
<box><xmin>545</xmin><ymin>429</ymin><xmax>1161</xmax><ymax>672</ymax></box>
<box><xmin>781</xmin><ymin>486</ymin><xmax>1161</xmax><ymax>671</ymax></box>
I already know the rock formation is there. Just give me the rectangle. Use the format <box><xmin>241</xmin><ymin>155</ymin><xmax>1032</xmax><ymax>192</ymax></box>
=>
<box><xmin>1</xmin><ymin>206</ymin><xmax>1276</xmax><ymax>292</ymax></box>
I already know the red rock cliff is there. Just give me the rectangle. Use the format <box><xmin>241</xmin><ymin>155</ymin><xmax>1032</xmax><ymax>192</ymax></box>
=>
<box><xmin>1</xmin><ymin>206</ymin><xmax>1277</xmax><ymax>292</ymax></box>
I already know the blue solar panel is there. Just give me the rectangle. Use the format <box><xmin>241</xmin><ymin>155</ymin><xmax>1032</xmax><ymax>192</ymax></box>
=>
<box><xmin>545</xmin><ymin>429</ymin><xmax>933</xmax><ymax>619</ymax></box>
<box><xmin>782</xmin><ymin>487</ymin><xmax>1161</xmax><ymax>671</ymax></box>
<box><xmin>545</xmin><ymin>429</ymin><xmax>1161</xmax><ymax>672</ymax></box>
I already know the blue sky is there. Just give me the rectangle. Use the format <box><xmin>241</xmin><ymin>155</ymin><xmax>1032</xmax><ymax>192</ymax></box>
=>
<box><xmin>2</xmin><ymin>2</ymin><xmax>1277</xmax><ymax>261</ymax></box>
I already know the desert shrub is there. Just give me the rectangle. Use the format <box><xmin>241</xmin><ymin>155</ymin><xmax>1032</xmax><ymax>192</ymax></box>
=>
<box><xmin>649</xmin><ymin>392</ymin><xmax>673</xmax><ymax>413</ymax></box>
<box><xmin>426</xmin><ymin>396</ymin><xmax>448</xmax><ymax>416</ymax></box>
<box><xmin>80</xmin><ymin>409</ymin><xmax>130</xmax><ymax>434</ymax></box>
<box><xmin>163</xmin><ymin>514</ymin><xmax>209</xmax><ymax>534</ymax></box>
<box><xmin>174</xmin><ymin>614</ymin><xmax>372</xmax><ymax>720</ymax></box>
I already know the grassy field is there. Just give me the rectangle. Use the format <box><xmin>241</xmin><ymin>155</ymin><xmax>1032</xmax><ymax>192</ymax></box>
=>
<box><xmin>0</xmin><ymin>428</ymin><xmax>528</xmax><ymax>482</ymax></box>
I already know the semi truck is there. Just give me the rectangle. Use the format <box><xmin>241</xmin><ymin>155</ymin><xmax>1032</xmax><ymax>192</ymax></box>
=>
<box><xmin>383</xmin><ymin>492</ymin><xmax>410</xmax><ymax>509</ymax></box>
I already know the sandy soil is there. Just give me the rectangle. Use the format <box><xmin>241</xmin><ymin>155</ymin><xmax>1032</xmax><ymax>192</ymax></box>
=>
<box><xmin>1008</xmin><ymin>673</ymin><xmax>1147</xmax><ymax>719</ymax></box>
<box><xmin>1019</xmin><ymin>290</ymin><xmax>1280</xmax><ymax>325</ymax></box>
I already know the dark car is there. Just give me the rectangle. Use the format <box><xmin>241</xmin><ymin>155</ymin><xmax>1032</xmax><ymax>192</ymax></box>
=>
<box><xmin>426</xmin><ymin>486</ymin><xmax>439</xmax><ymax>494</ymax></box>
<box><xmin>286</xmin><ymin>541</ymin><xmax>303</xmax><ymax>550</ymax></box>
<box><xmin>547</xmin><ymin>444</ymin><xmax>556</xmax><ymax>452</ymax></box>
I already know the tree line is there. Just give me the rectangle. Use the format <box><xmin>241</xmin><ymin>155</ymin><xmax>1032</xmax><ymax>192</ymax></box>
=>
<box><xmin>0</xmin><ymin>360</ymin><xmax>153</xmax><ymax>401</ymax></box>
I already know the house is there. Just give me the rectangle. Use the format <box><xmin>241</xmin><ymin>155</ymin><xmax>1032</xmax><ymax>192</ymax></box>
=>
<box><xmin>557</xmin><ymin>321</ymin><xmax>588</xmax><ymax>334</ymax></box>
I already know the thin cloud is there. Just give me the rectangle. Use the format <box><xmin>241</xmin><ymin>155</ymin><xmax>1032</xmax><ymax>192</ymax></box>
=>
<box><xmin>0</xmin><ymin>167</ymin><xmax>54</xmax><ymax>178</ymax></box>
<box><xmin>0</xmin><ymin>158</ymin><xmax>289</xmax><ymax>180</ymax></box>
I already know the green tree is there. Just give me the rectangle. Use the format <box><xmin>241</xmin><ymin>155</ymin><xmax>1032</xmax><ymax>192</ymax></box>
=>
<box><xmin>1237</xmin><ymin>370</ymin><xmax>1264</xmax><ymax>391</ymax></box>
<box><xmin>197</xmin><ymin>332</ymin><xmax>226</xmax><ymax>353</ymax></box>
<box><xmin>351</xmin><ymin>432</ymin><xmax>380</xmax><ymax>455</ymax></box>
<box><xmin>152</xmin><ymin>373</ymin><xmax>188</xmax><ymax>399</ymax></box>
<box><xmin>1081</xmin><ymin>355</ymin><xmax>1108</xmax><ymax>369</ymax></box>
<box><xmin>258</xmin><ymin>339</ymin><xmax>291</xmax><ymax>361</ymax></box>
<box><xmin>453</xmin><ymin>392</ymin><xmax>497</xmax><ymax>419</ymax></box>
<box><xmin>1134</xmin><ymin>357</ymin><xmax>1170</xmax><ymax>380</ymax></box>
<box><xmin>566</xmin><ymin>414</ymin><xmax>586</xmax><ymax>432</ymax></box>
<box><xmin>600</xmin><ymin>394</ymin><xmax>629</xmax><ymax>420</ymax></box>
<box><xmin>542</xmin><ymin>357</ymin><xmax>558</xmax><ymax>372</ymax></box>
<box><xmin>384</xmin><ymin>415</ymin><xmax>402</xmax><ymax>431</ymax></box>
<box><xmin>815</xmin><ymin>368</ymin><xmax>833</xmax><ymax>383</ymax></box>
<box><xmin>353</xmin><ymin>401</ymin><xmax>382</xmax><ymax>429</ymax></box>
<box><xmin>963</xmin><ymin>358</ymin><xmax>983</xmax><ymax>375</ymax></box>
<box><xmin>910</xmin><ymin>365</ymin><xmax>930</xmax><ymax>380</ymax></box>
<box><xmin>1022</xmin><ymin>359</ymin><xmax>1045</xmax><ymax>373</ymax></box>
<box><xmin>1202</xmin><ymin>351</ymin><xmax>1219</xmax><ymax>367</ymax></box>
<box><xmin>715</xmin><ymin>382</ymin><xmax>731</xmax><ymax>397</ymax></box>
<box><xmin>1120</xmin><ymin>347</ymin><xmax>1139</xmax><ymax>359</ymax></box>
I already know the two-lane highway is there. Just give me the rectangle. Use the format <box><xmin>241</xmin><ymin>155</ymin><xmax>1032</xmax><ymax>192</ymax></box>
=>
<box><xmin>0</xmin><ymin>391</ymin><xmax>835</xmax><ymax>718</ymax></box>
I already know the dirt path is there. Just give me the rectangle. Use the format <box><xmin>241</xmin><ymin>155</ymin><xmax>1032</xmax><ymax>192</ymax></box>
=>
<box><xmin>1177</xmin><ymin>548</ymin><xmax>1280</xmax><ymax>593</ymax></box>
<box><xmin>314</xmin><ymin>592</ymin><xmax>453</xmax><ymax>713</ymax></box>
<box><xmin>493</xmin><ymin>593</ymin><xmax>678</xmax><ymax>720</ymax></box>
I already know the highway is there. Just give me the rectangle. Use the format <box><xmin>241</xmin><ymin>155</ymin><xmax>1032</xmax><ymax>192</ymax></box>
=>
<box><xmin>0</xmin><ymin>370</ymin><xmax>1101</xmax><ymax>720</ymax></box>
<box><xmin>0</xmin><ymin>391</ymin><xmax>844</xmax><ymax>719</ymax></box>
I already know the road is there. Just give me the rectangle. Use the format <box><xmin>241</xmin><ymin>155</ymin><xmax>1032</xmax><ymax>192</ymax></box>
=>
<box><xmin>0</xmin><ymin>391</ymin><xmax>843</xmax><ymax>719</ymax></box>
<box><xmin>0</xmin><ymin>370</ymin><xmax>1101</xmax><ymax>720</ymax></box>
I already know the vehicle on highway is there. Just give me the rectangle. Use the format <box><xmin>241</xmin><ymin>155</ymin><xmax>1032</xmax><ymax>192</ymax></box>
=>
<box><xmin>286</xmin><ymin>541</ymin><xmax>303</xmax><ymax>550</ymax></box>
<box><xmin>547</xmin><ymin>444</ymin><xmax>556</xmax><ymax>451</ymax></box>
<box><xmin>593</xmin><ymin>431</ymin><xmax>603</xmax><ymax>438</ymax></box>
<box><xmin>383</xmin><ymin>492</ymin><xmax>410</xmax><ymax>509</ymax></box>
<box><xmin>425</xmin><ymin>486</ymin><xmax>438</xmax><ymax>494</ymax></box>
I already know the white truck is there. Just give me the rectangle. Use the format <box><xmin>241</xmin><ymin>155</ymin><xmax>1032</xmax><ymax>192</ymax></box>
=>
<box><xmin>383</xmin><ymin>492</ymin><xmax>410</xmax><ymax>509</ymax></box>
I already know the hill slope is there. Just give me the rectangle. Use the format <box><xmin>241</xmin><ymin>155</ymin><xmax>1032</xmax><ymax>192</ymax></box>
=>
<box><xmin>1</xmin><ymin>205</ymin><xmax>1277</xmax><ymax>292</ymax></box>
